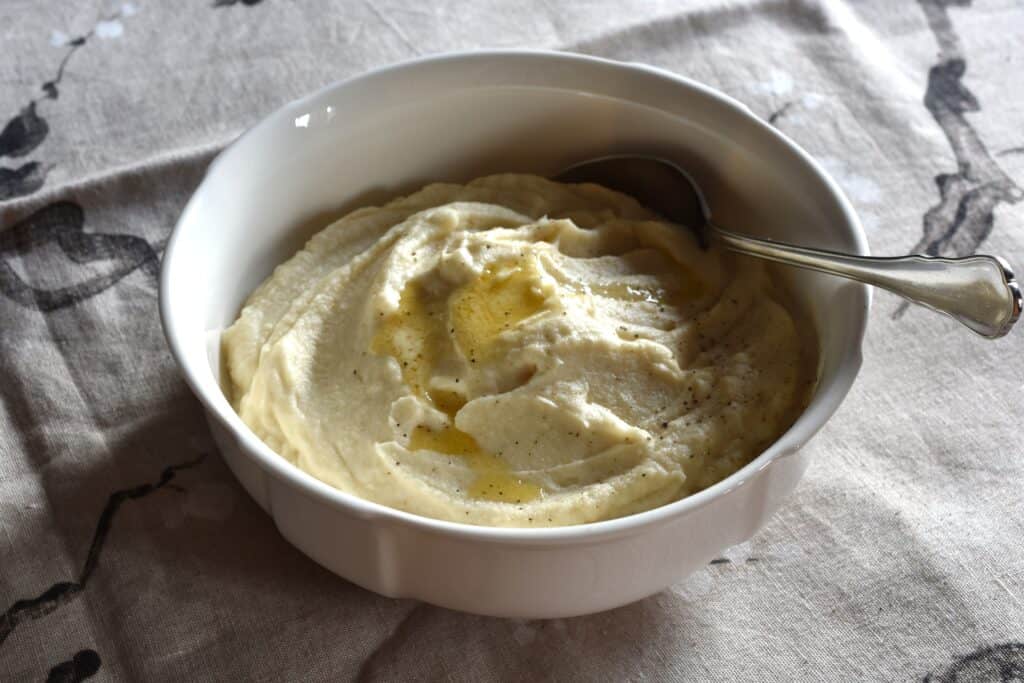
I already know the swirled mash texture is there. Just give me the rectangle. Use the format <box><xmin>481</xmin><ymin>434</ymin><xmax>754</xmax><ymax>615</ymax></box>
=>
<box><xmin>223</xmin><ymin>175</ymin><xmax>816</xmax><ymax>527</ymax></box>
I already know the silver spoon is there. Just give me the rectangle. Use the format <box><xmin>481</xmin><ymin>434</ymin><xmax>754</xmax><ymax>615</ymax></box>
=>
<box><xmin>556</xmin><ymin>155</ymin><xmax>1020</xmax><ymax>339</ymax></box>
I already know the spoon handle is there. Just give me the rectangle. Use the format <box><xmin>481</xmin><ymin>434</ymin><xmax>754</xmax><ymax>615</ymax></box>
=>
<box><xmin>713</xmin><ymin>226</ymin><xmax>1021</xmax><ymax>339</ymax></box>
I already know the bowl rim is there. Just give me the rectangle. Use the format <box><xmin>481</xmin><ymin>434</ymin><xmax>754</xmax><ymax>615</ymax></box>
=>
<box><xmin>160</xmin><ymin>48</ymin><xmax>870</xmax><ymax>546</ymax></box>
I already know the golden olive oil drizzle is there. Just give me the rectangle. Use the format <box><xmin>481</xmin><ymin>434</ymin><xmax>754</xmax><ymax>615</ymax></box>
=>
<box><xmin>408</xmin><ymin>423</ymin><xmax>541</xmax><ymax>503</ymax></box>
<box><xmin>449</xmin><ymin>256</ymin><xmax>547</xmax><ymax>363</ymax></box>
<box><xmin>372</xmin><ymin>259</ymin><xmax>545</xmax><ymax>503</ymax></box>
<box><xmin>370</xmin><ymin>279</ymin><xmax>443</xmax><ymax>395</ymax></box>
<box><xmin>571</xmin><ymin>274</ymin><xmax>705</xmax><ymax>308</ymax></box>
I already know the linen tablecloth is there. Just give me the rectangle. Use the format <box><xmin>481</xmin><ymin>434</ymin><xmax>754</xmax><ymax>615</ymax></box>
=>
<box><xmin>2</xmin><ymin>1</ymin><xmax>1022</xmax><ymax>680</ymax></box>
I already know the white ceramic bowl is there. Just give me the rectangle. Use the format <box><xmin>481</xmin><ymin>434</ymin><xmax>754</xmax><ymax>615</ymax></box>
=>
<box><xmin>161</xmin><ymin>50</ymin><xmax>869</xmax><ymax>619</ymax></box>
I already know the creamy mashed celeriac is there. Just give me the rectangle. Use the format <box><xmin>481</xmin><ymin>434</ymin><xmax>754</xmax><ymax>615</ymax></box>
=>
<box><xmin>222</xmin><ymin>174</ymin><xmax>816</xmax><ymax>526</ymax></box>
